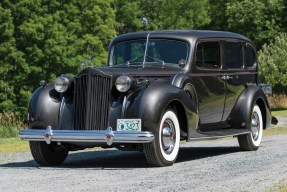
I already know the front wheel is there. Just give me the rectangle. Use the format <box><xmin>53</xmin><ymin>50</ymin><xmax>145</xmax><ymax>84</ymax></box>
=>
<box><xmin>29</xmin><ymin>141</ymin><xmax>69</xmax><ymax>166</ymax></box>
<box><xmin>238</xmin><ymin>105</ymin><xmax>263</xmax><ymax>151</ymax></box>
<box><xmin>144</xmin><ymin>110</ymin><xmax>180</xmax><ymax>166</ymax></box>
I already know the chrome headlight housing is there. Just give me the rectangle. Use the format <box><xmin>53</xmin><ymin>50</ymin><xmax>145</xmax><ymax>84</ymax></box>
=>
<box><xmin>115</xmin><ymin>75</ymin><xmax>133</xmax><ymax>92</ymax></box>
<box><xmin>54</xmin><ymin>76</ymin><xmax>72</xmax><ymax>93</ymax></box>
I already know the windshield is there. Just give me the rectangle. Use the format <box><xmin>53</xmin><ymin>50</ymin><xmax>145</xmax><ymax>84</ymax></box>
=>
<box><xmin>112</xmin><ymin>39</ymin><xmax>189</xmax><ymax>66</ymax></box>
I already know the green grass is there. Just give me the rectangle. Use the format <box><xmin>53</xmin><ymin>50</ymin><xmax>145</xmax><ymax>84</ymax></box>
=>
<box><xmin>272</xmin><ymin>110</ymin><xmax>287</xmax><ymax>117</ymax></box>
<box><xmin>267</xmin><ymin>180</ymin><xmax>287</xmax><ymax>192</ymax></box>
<box><xmin>0</xmin><ymin>138</ymin><xmax>29</xmax><ymax>153</ymax></box>
<box><xmin>0</xmin><ymin>126</ymin><xmax>20</xmax><ymax>138</ymax></box>
<box><xmin>264</xmin><ymin>125</ymin><xmax>287</xmax><ymax>136</ymax></box>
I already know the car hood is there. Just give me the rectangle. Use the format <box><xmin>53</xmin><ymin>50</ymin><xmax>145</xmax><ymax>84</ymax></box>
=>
<box><xmin>78</xmin><ymin>65</ymin><xmax>181</xmax><ymax>78</ymax></box>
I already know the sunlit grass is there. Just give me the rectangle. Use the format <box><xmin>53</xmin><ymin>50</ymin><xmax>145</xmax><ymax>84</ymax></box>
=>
<box><xmin>272</xmin><ymin>110</ymin><xmax>287</xmax><ymax>117</ymax></box>
<box><xmin>264</xmin><ymin>125</ymin><xmax>287</xmax><ymax>136</ymax></box>
<box><xmin>0</xmin><ymin>138</ymin><xmax>29</xmax><ymax>153</ymax></box>
<box><xmin>269</xmin><ymin>94</ymin><xmax>287</xmax><ymax>111</ymax></box>
<box><xmin>267</xmin><ymin>180</ymin><xmax>287</xmax><ymax>192</ymax></box>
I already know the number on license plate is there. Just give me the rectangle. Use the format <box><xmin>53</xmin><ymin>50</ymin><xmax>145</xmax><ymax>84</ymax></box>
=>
<box><xmin>117</xmin><ymin>119</ymin><xmax>141</xmax><ymax>131</ymax></box>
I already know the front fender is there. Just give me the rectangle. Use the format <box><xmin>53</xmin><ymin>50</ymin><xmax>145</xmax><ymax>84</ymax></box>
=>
<box><xmin>228</xmin><ymin>86</ymin><xmax>271</xmax><ymax>129</ymax></box>
<box><xmin>124</xmin><ymin>83</ymin><xmax>197</xmax><ymax>132</ymax></box>
<box><xmin>28</xmin><ymin>84</ymin><xmax>61</xmax><ymax>129</ymax></box>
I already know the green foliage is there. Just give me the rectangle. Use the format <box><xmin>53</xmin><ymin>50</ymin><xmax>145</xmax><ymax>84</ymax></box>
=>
<box><xmin>0</xmin><ymin>0</ymin><xmax>117</xmax><ymax>117</ymax></box>
<box><xmin>204</xmin><ymin>0</ymin><xmax>227</xmax><ymax>31</ymax></box>
<box><xmin>115</xmin><ymin>0</ymin><xmax>143</xmax><ymax>34</ymax></box>
<box><xmin>141</xmin><ymin>0</ymin><xmax>210</xmax><ymax>30</ymax></box>
<box><xmin>0</xmin><ymin>113</ymin><xmax>23</xmax><ymax>138</ymax></box>
<box><xmin>226</xmin><ymin>0</ymin><xmax>284</xmax><ymax>48</ymax></box>
<box><xmin>258</xmin><ymin>33</ymin><xmax>287</xmax><ymax>93</ymax></box>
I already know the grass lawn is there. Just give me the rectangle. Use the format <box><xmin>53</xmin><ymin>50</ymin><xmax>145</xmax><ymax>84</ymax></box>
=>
<box><xmin>267</xmin><ymin>180</ymin><xmax>287</xmax><ymax>192</ymax></box>
<box><xmin>272</xmin><ymin>110</ymin><xmax>287</xmax><ymax>117</ymax></box>
<box><xmin>0</xmin><ymin>138</ymin><xmax>29</xmax><ymax>153</ymax></box>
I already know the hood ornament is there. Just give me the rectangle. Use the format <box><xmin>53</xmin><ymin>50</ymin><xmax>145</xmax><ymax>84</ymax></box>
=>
<box><xmin>81</xmin><ymin>60</ymin><xmax>86</xmax><ymax>69</ymax></box>
<box><xmin>89</xmin><ymin>53</ymin><xmax>94</xmax><ymax>67</ymax></box>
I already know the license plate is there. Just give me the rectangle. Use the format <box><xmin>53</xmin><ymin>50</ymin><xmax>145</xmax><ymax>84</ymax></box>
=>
<box><xmin>117</xmin><ymin>119</ymin><xmax>141</xmax><ymax>131</ymax></box>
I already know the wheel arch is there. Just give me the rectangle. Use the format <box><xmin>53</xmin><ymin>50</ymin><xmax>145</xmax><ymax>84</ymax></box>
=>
<box><xmin>124</xmin><ymin>83</ymin><xmax>198</xmax><ymax>134</ymax></box>
<box><xmin>166</xmin><ymin>100</ymin><xmax>188</xmax><ymax>139</ymax></box>
<box><xmin>227</xmin><ymin>85</ymin><xmax>271</xmax><ymax>130</ymax></box>
<box><xmin>255</xmin><ymin>97</ymin><xmax>269</xmax><ymax>130</ymax></box>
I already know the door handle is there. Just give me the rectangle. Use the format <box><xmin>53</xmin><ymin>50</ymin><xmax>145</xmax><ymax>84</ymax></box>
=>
<box><xmin>221</xmin><ymin>75</ymin><xmax>234</xmax><ymax>80</ymax></box>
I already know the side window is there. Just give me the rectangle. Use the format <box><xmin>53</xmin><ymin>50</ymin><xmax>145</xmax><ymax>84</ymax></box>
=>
<box><xmin>245</xmin><ymin>44</ymin><xmax>256</xmax><ymax>68</ymax></box>
<box><xmin>224</xmin><ymin>42</ymin><xmax>243</xmax><ymax>69</ymax></box>
<box><xmin>195</xmin><ymin>41</ymin><xmax>221</xmax><ymax>69</ymax></box>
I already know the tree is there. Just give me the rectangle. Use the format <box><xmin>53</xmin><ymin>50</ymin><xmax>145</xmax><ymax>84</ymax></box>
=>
<box><xmin>0</xmin><ymin>4</ymin><xmax>23</xmax><ymax>112</ymax></box>
<box><xmin>258</xmin><ymin>33</ymin><xmax>287</xmax><ymax>93</ymax></box>
<box><xmin>226</xmin><ymin>0</ymin><xmax>284</xmax><ymax>48</ymax></box>
<box><xmin>140</xmin><ymin>0</ymin><xmax>210</xmax><ymax>30</ymax></box>
<box><xmin>0</xmin><ymin>0</ymin><xmax>117</xmax><ymax>117</ymax></box>
<box><xmin>204</xmin><ymin>0</ymin><xmax>228</xmax><ymax>31</ymax></box>
<box><xmin>114</xmin><ymin>0</ymin><xmax>142</xmax><ymax>34</ymax></box>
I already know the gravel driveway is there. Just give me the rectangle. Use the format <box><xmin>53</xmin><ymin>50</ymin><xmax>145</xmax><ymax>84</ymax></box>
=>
<box><xmin>1</xmin><ymin>133</ymin><xmax>287</xmax><ymax>192</ymax></box>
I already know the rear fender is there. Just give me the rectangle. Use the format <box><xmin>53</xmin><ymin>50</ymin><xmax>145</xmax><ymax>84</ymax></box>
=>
<box><xmin>228</xmin><ymin>86</ymin><xmax>271</xmax><ymax>129</ymax></box>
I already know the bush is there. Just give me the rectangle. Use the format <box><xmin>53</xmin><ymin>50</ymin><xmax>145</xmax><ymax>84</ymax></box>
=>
<box><xmin>0</xmin><ymin>113</ymin><xmax>24</xmax><ymax>138</ymax></box>
<box><xmin>258</xmin><ymin>33</ymin><xmax>287</xmax><ymax>94</ymax></box>
<box><xmin>268</xmin><ymin>94</ymin><xmax>287</xmax><ymax>110</ymax></box>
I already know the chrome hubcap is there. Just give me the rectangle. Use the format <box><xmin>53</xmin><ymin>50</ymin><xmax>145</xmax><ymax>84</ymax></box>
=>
<box><xmin>161</xmin><ymin>119</ymin><xmax>175</xmax><ymax>154</ymax></box>
<box><xmin>251</xmin><ymin>111</ymin><xmax>260</xmax><ymax>141</ymax></box>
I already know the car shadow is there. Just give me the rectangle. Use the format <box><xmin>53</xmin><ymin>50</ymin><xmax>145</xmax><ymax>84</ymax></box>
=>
<box><xmin>0</xmin><ymin>145</ymin><xmax>242</xmax><ymax>169</ymax></box>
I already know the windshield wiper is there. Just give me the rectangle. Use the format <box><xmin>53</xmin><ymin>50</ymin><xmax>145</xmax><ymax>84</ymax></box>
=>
<box><xmin>126</xmin><ymin>55</ymin><xmax>144</xmax><ymax>66</ymax></box>
<box><xmin>126</xmin><ymin>55</ymin><xmax>165</xmax><ymax>66</ymax></box>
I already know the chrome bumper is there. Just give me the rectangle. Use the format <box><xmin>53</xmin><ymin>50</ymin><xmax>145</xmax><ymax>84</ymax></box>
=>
<box><xmin>18</xmin><ymin>126</ymin><xmax>155</xmax><ymax>146</ymax></box>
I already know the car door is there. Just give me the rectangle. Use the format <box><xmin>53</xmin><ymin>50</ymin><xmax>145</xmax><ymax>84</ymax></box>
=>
<box><xmin>221</xmin><ymin>41</ymin><xmax>257</xmax><ymax>122</ymax></box>
<box><xmin>191</xmin><ymin>40</ymin><xmax>226</xmax><ymax>128</ymax></box>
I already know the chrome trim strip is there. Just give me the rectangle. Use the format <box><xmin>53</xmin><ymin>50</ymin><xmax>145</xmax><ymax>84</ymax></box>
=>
<box><xmin>58</xmin><ymin>96</ymin><xmax>65</xmax><ymax>129</ymax></box>
<box><xmin>19</xmin><ymin>127</ymin><xmax>155</xmax><ymax>146</ymax></box>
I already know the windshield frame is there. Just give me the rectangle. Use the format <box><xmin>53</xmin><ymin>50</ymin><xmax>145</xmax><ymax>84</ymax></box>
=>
<box><xmin>109</xmin><ymin>38</ymin><xmax>190</xmax><ymax>67</ymax></box>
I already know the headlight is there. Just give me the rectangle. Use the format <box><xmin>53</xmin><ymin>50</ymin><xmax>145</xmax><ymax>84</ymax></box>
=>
<box><xmin>115</xmin><ymin>76</ymin><xmax>133</xmax><ymax>92</ymax></box>
<box><xmin>54</xmin><ymin>76</ymin><xmax>72</xmax><ymax>93</ymax></box>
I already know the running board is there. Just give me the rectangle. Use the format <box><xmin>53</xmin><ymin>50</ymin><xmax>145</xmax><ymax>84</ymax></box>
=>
<box><xmin>189</xmin><ymin>129</ymin><xmax>251</xmax><ymax>141</ymax></box>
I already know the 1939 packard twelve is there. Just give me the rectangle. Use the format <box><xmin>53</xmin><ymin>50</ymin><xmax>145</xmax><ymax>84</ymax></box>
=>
<box><xmin>19</xmin><ymin>30</ymin><xmax>277</xmax><ymax>167</ymax></box>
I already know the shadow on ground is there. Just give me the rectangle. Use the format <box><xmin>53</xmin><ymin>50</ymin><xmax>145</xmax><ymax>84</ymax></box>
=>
<box><xmin>0</xmin><ymin>145</ymin><xmax>241</xmax><ymax>169</ymax></box>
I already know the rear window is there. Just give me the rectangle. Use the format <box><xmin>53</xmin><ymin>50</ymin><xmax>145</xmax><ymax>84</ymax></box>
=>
<box><xmin>224</xmin><ymin>42</ymin><xmax>243</xmax><ymax>69</ymax></box>
<box><xmin>245</xmin><ymin>44</ymin><xmax>256</xmax><ymax>68</ymax></box>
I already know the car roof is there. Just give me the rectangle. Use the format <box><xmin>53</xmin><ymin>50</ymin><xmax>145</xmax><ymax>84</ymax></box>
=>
<box><xmin>110</xmin><ymin>30</ymin><xmax>251</xmax><ymax>46</ymax></box>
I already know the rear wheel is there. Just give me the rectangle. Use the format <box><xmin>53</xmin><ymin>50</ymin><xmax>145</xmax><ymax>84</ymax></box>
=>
<box><xmin>29</xmin><ymin>141</ymin><xmax>69</xmax><ymax>166</ymax></box>
<box><xmin>144</xmin><ymin>110</ymin><xmax>180</xmax><ymax>166</ymax></box>
<box><xmin>238</xmin><ymin>105</ymin><xmax>263</xmax><ymax>151</ymax></box>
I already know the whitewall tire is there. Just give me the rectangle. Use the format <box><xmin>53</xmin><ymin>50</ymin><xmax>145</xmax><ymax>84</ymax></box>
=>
<box><xmin>238</xmin><ymin>105</ymin><xmax>263</xmax><ymax>151</ymax></box>
<box><xmin>144</xmin><ymin>110</ymin><xmax>180</xmax><ymax>166</ymax></box>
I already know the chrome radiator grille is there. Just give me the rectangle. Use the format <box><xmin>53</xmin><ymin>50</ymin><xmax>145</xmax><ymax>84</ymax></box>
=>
<box><xmin>73</xmin><ymin>74</ymin><xmax>112</xmax><ymax>130</ymax></box>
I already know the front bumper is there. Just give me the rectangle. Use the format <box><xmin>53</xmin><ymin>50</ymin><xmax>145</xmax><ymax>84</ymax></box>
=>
<box><xmin>19</xmin><ymin>126</ymin><xmax>155</xmax><ymax>146</ymax></box>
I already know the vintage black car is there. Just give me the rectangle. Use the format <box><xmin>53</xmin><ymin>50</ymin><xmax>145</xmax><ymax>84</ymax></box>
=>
<box><xmin>19</xmin><ymin>30</ymin><xmax>276</xmax><ymax>167</ymax></box>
